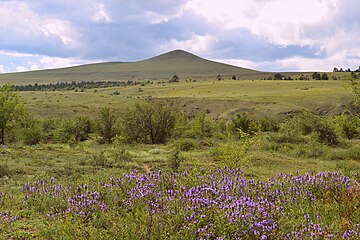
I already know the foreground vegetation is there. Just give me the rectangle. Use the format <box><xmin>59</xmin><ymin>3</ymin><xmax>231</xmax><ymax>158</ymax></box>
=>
<box><xmin>0</xmin><ymin>167</ymin><xmax>358</xmax><ymax>239</ymax></box>
<box><xmin>0</xmin><ymin>78</ymin><xmax>359</xmax><ymax>239</ymax></box>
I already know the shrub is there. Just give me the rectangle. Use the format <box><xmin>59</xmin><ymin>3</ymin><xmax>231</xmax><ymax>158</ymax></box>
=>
<box><xmin>175</xmin><ymin>138</ymin><xmax>199</xmax><ymax>151</ymax></box>
<box><xmin>313</xmin><ymin>119</ymin><xmax>338</xmax><ymax>146</ymax></box>
<box><xmin>0</xmin><ymin>163</ymin><xmax>11</xmax><ymax>178</ymax></box>
<box><xmin>169</xmin><ymin>147</ymin><xmax>184</xmax><ymax>173</ymax></box>
<box><xmin>54</xmin><ymin>116</ymin><xmax>92</xmax><ymax>143</ymax></box>
<box><xmin>229</xmin><ymin>114</ymin><xmax>257</xmax><ymax>137</ymax></box>
<box><xmin>258</xmin><ymin>117</ymin><xmax>280</xmax><ymax>132</ymax></box>
<box><xmin>211</xmin><ymin>130</ymin><xmax>254</xmax><ymax>168</ymax></box>
<box><xmin>121</xmin><ymin>101</ymin><xmax>178</xmax><ymax>144</ymax></box>
<box><xmin>187</xmin><ymin>113</ymin><xmax>214</xmax><ymax>139</ymax></box>
<box><xmin>281</xmin><ymin>111</ymin><xmax>318</xmax><ymax>136</ymax></box>
<box><xmin>293</xmin><ymin>144</ymin><xmax>327</xmax><ymax>159</ymax></box>
<box><xmin>20</xmin><ymin>125</ymin><xmax>42</xmax><ymax>145</ymax></box>
<box><xmin>333</xmin><ymin>114</ymin><xmax>360</xmax><ymax>139</ymax></box>
<box><xmin>91</xmin><ymin>150</ymin><xmax>107</xmax><ymax>166</ymax></box>
<box><xmin>270</xmin><ymin>132</ymin><xmax>307</xmax><ymax>144</ymax></box>
<box><xmin>97</xmin><ymin>107</ymin><xmax>117</xmax><ymax>144</ymax></box>
<box><xmin>113</xmin><ymin>148</ymin><xmax>132</xmax><ymax>163</ymax></box>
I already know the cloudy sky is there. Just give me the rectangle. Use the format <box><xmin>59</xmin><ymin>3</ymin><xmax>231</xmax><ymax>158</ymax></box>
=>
<box><xmin>0</xmin><ymin>0</ymin><xmax>359</xmax><ymax>73</ymax></box>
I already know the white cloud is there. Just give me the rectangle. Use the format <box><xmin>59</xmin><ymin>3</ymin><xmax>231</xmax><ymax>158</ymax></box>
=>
<box><xmin>0</xmin><ymin>0</ymin><xmax>359</xmax><ymax>72</ymax></box>
<box><xmin>91</xmin><ymin>2</ymin><xmax>111</xmax><ymax>22</ymax></box>
<box><xmin>186</xmin><ymin>0</ymin><xmax>337</xmax><ymax>46</ymax></box>
<box><xmin>0</xmin><ymin>65</ymin><xmax>6</xmax><ymax>73</ymax></box>
<box><xmin>0</xmin><ymin>1</ymin><xmax>79</xmax><ymax>51</ymax></box>
<box><xmin>16</xmin><ymin>66</ymin><xmax>28</xmax><ymax>72</ymax></box>
<box><xmin>30</xmin><ymin>64</ymin><xmax>39</xmax><ymax>71</ymax></box>
<box><xmin>39</xmin><ymin>56</ymin><xmax>87</xmax><ymax>69</ymax></box>
<box><xmin>161</xmin><ymin>35</ymin><xmax>216</xmax><ymax>54</ymax></box>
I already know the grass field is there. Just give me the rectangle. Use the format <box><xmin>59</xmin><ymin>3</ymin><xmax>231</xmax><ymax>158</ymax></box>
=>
<box><xmin>0</xmin><ymin>72</ymin><xmax>359</xmax><ymax>238</ymax></box>
<box><xmin>18</xmin><ymin>79</ymin><xmax>351</xmax><ymax>118</ymax></box>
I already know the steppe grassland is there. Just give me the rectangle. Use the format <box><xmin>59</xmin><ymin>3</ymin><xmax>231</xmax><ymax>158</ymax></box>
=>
<box><xmin>20</xmin><ymin>79</ymin><xmax>350</xmax><ymax>118</ymax></box>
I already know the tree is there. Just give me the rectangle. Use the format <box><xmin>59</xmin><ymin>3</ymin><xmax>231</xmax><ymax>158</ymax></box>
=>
<box><xmin>312</xmin><ymin>72</ymin><xmax>321</xmax><ymax>80</ymax></box>
<box><xmin>274</xmin><ymin>73</ymin><xmax>284</xmax><ymax>80</ymax></box>
<box><xmin>98</xmin><ymin>107</ymin><xmax>117</xmax><ymax>144</ymax></box>
<box><xmin>333</xmin><ymin>67</ymin><xmax>339</xmax><ymax>72</ymax></box>
<box><xmin>169</xmin><ymin>74</ymin><xmax>180</xmax><ymax>83</ymax></box>
<box><xmin>348</xmin><ymin>77</ymin><xmax>360</xmax><ymax>107</ymax></box>
<box><xmin>0</xmin><ymin>84</ymin><xmax>27</xmax><ymax>145</ymax></box>
<box><xmin>321</xmin><ymin>73</ymin><xmax>329</xmax><ymax>80</ymax></box>
<box><xmin>121</xmin><ymin>101</ymin><xmax>177</xmax><ymax>144</ymax></box>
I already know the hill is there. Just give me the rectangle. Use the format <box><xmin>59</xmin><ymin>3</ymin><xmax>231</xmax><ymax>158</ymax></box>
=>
<box><xmin>0</xmin><ymin>50</ymin><xmax>263</xmax><ymax>85</ymax></box>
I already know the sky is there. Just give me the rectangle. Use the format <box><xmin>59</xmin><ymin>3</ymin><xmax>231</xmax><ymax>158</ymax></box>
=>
<box><xmin>0</xmin><ymin>0</ymin><xmax>359</xmax><ymax>73</ymax></box>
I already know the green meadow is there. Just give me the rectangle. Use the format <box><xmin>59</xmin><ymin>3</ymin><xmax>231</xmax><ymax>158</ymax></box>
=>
<box><xmin>0</xmin><ymin>51</ymin><xmax>359</xmax><ymax>238</ymax></box>
<box><xmin>20</xmin><ymin>79</ymin><xmax>350</xmax><ymax>118</ymax></box>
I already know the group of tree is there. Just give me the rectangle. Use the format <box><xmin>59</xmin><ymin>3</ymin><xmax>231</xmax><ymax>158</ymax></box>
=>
<box><xmin>312</xmin><ymin>72</ymin><xmax>329</xmax><ymax>80</ymax></box>
<box><xmin>13</xmin><ymin>80</ymin><xmax>151</xmax><ymax>92</ymax></box>
<box><xmin>333</xmin><ymin>66</ymin><xmax>360</xmax><ymax>72</ymax></box>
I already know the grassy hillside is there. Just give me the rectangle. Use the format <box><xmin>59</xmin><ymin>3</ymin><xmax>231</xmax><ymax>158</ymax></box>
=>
<box><xmin>19</xmin><ymin>79</ymin><xmax>351</xmax><ymax>119</ymax></box>
<box><xmin>0</xmin><ymin>50</ymin><xmax>263</xmax><ymax>85</ymax></box>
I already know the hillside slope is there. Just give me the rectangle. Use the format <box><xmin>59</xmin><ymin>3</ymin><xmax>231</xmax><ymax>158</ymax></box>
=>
<box><xmin>0</xmin><ymin>50</ymin><xmax>262</xmax><ymax>85</ymax></box>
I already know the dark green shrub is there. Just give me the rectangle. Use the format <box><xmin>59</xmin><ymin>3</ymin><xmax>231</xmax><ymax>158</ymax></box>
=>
<box><xmin>293</xmin><ymin>144</ymin><xmax>327</xmax><ymax>159</ymax></box>
<box><xmin>98</xmin><ymin>107</ymin><xmax>117</xmax><ymax>144</ymax></box>
<box><xmin>269</xmin><ymin>132</ymin><xmax>306</xmax><ymax>144</ymax></box>
<box><xmin>54</xmin><ymin>116</ymin><xmax>92</xmax><ymax>143</ymax></box>
<box><xmin>41</xmin><ymin>118</ymin><xmax>58</xmax><ymax>143</ymax></box>
<box><xmin>258</xmin><ymin>117</ymin><xmax>280</xmax><ymax>132</ymax></box>
<box><xmin>169</xmin><ymin>147</ymin><xmax>184</xmax><ymax>173</ymax></box>
<box><xmin>175</xmin><ymin>138</ymin><xmax>199</xmax><ymax>151</ymax></box>
<box><xmin>282</xmin><ymin>111</ymin><xmax>318</xmax><ymax>135</ymax></box>
<box><xmin>313</xmin><ymin>119</ymin><xmax>338</xmax><ymax>146</ymax></box>
<box><xmin>91</xmin><ymin>150</ymin><xmax>106</xmax><ymax>166</ymax></box>
<box><xmin>0</xmin><ymin>163</ymin><xmax>11</xmax><ymax>178</ymax></box>
<box><xmin>113</xmin><ymin>148</ymin><xmax>132</xmax><ymax>163</ymax></box>
<box><xmin>121</xmin><ymin>101</ymin><xmax>178</xmax><ymax>144</ymax></box>
<box><xmin>20</xmin><ymin>125</ymin><xmax>42</xmax><ymax>145</ymax></box>
<box><xmin>229</xmin><ymin>114</ymin><xmax>257</xmax><ymax>137</ymax></box>
<box><xmin>187</xmin><ymin>113</ymin><xmax>214</xmax><ymax>139</ymax></box>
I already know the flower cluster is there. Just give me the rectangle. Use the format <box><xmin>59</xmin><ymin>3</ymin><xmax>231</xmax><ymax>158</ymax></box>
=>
<box><xmin>20</xmin><ymin>168</ymin><xmax>359</xmax><ymax>239</ymax></box>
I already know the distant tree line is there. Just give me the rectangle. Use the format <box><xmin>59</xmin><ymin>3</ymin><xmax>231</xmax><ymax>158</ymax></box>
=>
<box><xmin>13</xmin><ymin>80</ymin><xmax>151</xmax><ymax>91</ymax></box>
<box><xmin>333</xmin><ymin>66</ymin><xmax>360</xmax><ymax>73</ymax></box>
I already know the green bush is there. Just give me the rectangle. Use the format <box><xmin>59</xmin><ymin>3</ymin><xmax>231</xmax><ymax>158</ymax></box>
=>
<box><xmin>187</xmin><ymin>113</ymin><xmax>214</xmax><ymax>139</ymax></box>
<box><xmin>313</xmin><ymin>119</ymin><xmax>338</xmax><ymax>146</ymax></box>
<box><xmin>121</xmin><ymin>101</ymin><xmax>178</xmax><ymax>144</ymax></box>
<box><xmin>175</xmin><ymin>138</ymin><xmax>199</xmax><ymax>151</ymax></box>
<box><xmin>54</xmin><ymin>116</ymin><xmax>92</xmax><ymax>143</ymax></box>
<box><xmin>282</xmin><ymin>111</ymin><xmax>318</xmax><ymax>136</ymax></box>
<box><xmin>0</xmin><ymin>163</ymin><xmax>11</xmax><ymax>178</ymax></box>
<box><xmin>326</xmin><ymin>145</ymin><xmax>360</xmax><ymax>161</ymax></box>
<box><xmin>293</xmin><ymin>144</ymin><xmax>327</xmax><ymax>159</ymax></box>
<box><xmin>270</xmin><ymin>132</ymin><xmax>307</xmax><ymax>144</ymax></box>
<box><xmin>333</xmin><ymin>114</ymin><xmax>360</xmax><ymax>139</ymax></box>
<box><xmin>41</xmin><ymin>118</ymin><xmax>58</xmax><ymax>143</ymax></box>
<box><xmin>229</xmin><ymin>114</ymin><xmax>257</xmax><ymax>136</ymax></box>
<box><xmin>91</xmin><ymin>150</ymin><xmax>107</xmax><ymax>166</ymax></box>
<box><xmin>211</xmin><ymin>130</ymin><xmax>254</xmax><ymax>168</ymax></box>
<box><xmin>169</xmin><ymin>147</ymin><xmax>184</xmax><ymax>173</ymax></box>
<box><xmin>258</xmin><ymin>117</ymin><xmax>280</xmax><ymax>132</ymax></box>
<box><xmin>20</xmin><ymin>125</ymin><xmax>42</xmax><ymax>145</ymax></box>
<box><xmin>113</xmin><ymin>148</ymin><xmax>132</xmax><ymax>163</ymax></box>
